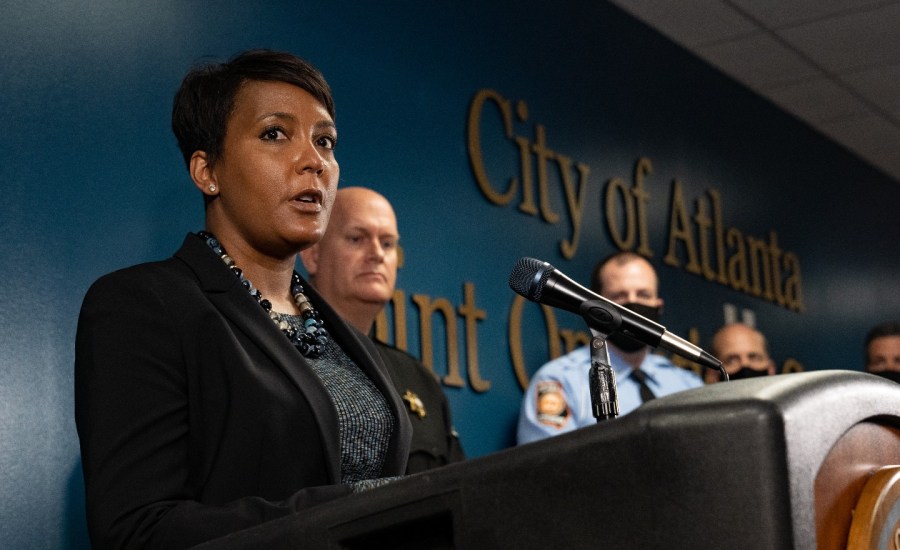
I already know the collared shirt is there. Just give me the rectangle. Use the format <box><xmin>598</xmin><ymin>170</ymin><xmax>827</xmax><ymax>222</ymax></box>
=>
<box><xmin>516</xmin><ymin>345</ymin><xmax>704</xmax><ymax>444</ymax></box>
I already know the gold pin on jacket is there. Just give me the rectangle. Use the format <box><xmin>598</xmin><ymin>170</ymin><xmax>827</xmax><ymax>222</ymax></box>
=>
<box><xmin>402</xmin><ymin>390</ymin><xmax>426</xmax><ymax>418</ymax></box>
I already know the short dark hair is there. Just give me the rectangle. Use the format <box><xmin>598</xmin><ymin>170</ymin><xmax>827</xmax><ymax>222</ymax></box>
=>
<box><xmin>865</xmin><ymin>321</ymin><xmax>900</xmax><ymax>366</ymax></box>
<box><xmin>171</xmin><ymin>49</ymin><xmax>334</xmax><ymax>169</ymax></box>
<box><xmin>589</xmin><ymin>251</ymin><xmax>653</xmax><ymax>294</ymax></box>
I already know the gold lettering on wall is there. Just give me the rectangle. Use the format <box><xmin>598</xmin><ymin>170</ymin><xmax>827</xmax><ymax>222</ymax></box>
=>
<box><xmin>508</xmin><ymin>295</ymin><xmax>562</xmax><ymax>391</ymax></box>
<box><xmin>466</xmin><ymin>89</ymin><xmax>591</xmax><ymax>259</ymax></box>
<box><xmin>661</xmin><ymin>182</ymin><xmax>805</xmax><ymax>312</ymax></box>
<box><xmin>633</xmin><ymin>157</ymin><xmax>654</xmax><ymax>257</ymax></box>
<box><xmin>368</xmin><ymin>90</ymin><xmax>817</xmax><ymax>401</ymax></box>
<box><xmin>558</xmin><ymin>155</ymin><xmax>590</xmax><ymax>259</ymax></box>
<box><xmin>604</xmin><ymin>177</ymin><xmax>634</xmax><ymax>249</ymax></box>
<box><xmin>374</xmin><ymin>289</ymin><xmax>409</xmax><ymax>351</ymax></box>
<box><xmin>467</xmin><ymin>87</ymin><xmax>805</xmax><ymax>312</ymax></box>
<box><xmin>664</xmin><ymin>179</ymin><xmax>702</xmax><ymax>275</ymax></box>
<box><xmin>412</xmin><ymin>294</ymin><xmax>465</xmax><ymax>387</ymax></box>
<box><xmin>467</xmin><ymin>89</ymin><xmax>517</xmax><ymax>206</ymax></box>
<box><xmin>376</xmin><ymin>282</ymin><xmax>490</xmax><ymax>392</ymax></box>
<box><xmin>458</xmin><ymin>282</ymin><xmax>491</xmax><ymax>392</ymax></box>
<box><xmin>374</xmin><ymin>246</ymin><xmax>409</xmax><ymax>350</ymax></box>
<box><xmin>693</xmin><ymin>191</ymin><xmax>717</xmax><ymax>281</ymax></box>
<box><xmin>603</xmin><ymin>158</ymin><xmax>653</xmax><ymax>256</ymax></box>
<box><xmin>727</xmin><ymin>227</ymin><xmax>749</xmax><ymax>291</ymax></box>
<box><xmin>709</xmin><ymin>189</ymin><xmax>729</xmax><ymax>285</ymax></box>
<box><xmin>461</xmin><ymin>88</ymin><xmax>812</xmax><ymax>393</ymax></box>
<box><xmin>782</xmin><ymin>253</ymin><xmax>804</xmax><ymax>311</ymax></box>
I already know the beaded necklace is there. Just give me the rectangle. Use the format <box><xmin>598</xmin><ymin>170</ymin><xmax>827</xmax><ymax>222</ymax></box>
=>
<box><xmin>198</xmin><ymin>231</ymin><xmax>328</xmax><ymax>358</ymax></box>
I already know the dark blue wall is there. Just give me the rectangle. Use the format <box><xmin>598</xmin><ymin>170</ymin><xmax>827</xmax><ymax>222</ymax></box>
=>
<box><xmin>2</xmin><ymin>1</ymin><xmax>898</xmax><ymax>548</ymax></box>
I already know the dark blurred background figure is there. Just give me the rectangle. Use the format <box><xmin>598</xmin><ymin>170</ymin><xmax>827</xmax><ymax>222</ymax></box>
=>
<box><xmin>864</xmin><ymin>321</ymin><xmax>900</xmax><ymax>383</ymax></box>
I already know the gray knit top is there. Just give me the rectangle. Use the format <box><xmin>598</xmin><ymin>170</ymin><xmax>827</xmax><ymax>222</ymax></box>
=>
<box><xmin>276</xmin><ymin>313</ymin><xmax>395</xmax><ymax>484</ymax></box>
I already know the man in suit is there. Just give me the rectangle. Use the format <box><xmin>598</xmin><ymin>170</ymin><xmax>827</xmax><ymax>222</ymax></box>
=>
<box><xmin>301</xmin><ymin>186</ymin><xmax>465</xmax><ymax>473</ymax></box>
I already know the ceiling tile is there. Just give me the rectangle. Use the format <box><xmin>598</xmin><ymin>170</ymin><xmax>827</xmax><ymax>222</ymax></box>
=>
<box><xmin>764</xmin><ymin>77</ymin><xmax>872</xmax><ymax>123</ymax></box>
<box><xmin>606</xmin><ymin>0</ymin><xmax>758</xmax><ymax>46</ymax></box>
<box><xmin>727</xmin><ymin>0</ymin><xmax>891</xmax><ymax>27</ymax></box>
<box><xmin>607</xmin><ymin>0</ymin><xmax>900</xmax><ymax>185</ymax></box>
<box><xmin>695</xmin><ymin>32</ymin><xmax>821</xmax><ymax>89</ymax></box>
<box><xmin>777</xmin><ymin>3</ymin><xmax>900</xmax><ymax>73</ymax></box>
<box><xmin>844</xmin><ymin>63</ymin><xmax>900</xmax><ymax>115</ymax></box>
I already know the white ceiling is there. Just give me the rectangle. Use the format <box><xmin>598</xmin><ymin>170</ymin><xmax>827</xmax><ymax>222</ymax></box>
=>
<box><xmin>607</xmin><ymin>0</ymin><xmax>900</xmax><ymax>184</ymax></box>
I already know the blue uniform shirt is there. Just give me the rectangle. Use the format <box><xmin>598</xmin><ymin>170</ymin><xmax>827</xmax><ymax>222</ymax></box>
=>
<box><xmin>517</xmin><ymin>345</ymin><xmax>704</xmax><ymax>444</ymax></box>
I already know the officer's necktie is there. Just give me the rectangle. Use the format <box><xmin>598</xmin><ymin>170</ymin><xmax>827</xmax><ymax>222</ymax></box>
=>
<box><xmin>632</xmin><ymin>369</ymin><xmax>656</xmax><ymax>402</ymax></box>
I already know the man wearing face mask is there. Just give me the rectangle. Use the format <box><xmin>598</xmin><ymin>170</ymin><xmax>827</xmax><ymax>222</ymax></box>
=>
<box><xmin>517</xmin><ymin>252</ymin><xmax>703</xmax><ymax>444</ymax></box>
<box><xmin>704</xmin><ymin>323</ymin><xmax>776</xmax><ymax>384</ymax></box>
<box><xmin>864</xmin><ymin>321</ymin><xmax>900</xmax><ymax>383</ymax></box>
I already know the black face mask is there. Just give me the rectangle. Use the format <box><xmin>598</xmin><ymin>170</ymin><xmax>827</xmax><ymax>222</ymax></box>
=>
<box><xmin>873</xmin><ymin>371</ymin><xmax>900</xmax><ymax>384</ymax></box>
<box><xmin>606</xmin><ymin>302</ymin><xmax>661</xmax><ymax>353</ymax></box>
<box><xmin>727</xmin><ymin>366</ymin><xmax>770</xmax><ymax>381</ymax></box>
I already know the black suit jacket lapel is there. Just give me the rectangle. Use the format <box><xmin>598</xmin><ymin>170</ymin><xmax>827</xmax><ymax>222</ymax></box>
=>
<box><xmin>173</xmin><ymin>234</ymin><xmax>343</xmax><ymax>483</ymax></box>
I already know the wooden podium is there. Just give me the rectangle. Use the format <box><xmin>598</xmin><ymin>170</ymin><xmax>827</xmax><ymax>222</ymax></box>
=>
<box><xmin>197</xmin><ymin>371</ymin><xmax>900</xmax><ymax>549</ymax></box>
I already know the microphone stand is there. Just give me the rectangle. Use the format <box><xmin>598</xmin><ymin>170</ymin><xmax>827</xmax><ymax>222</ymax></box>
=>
<box><xmin>578</xmin><ymin>299</ymin><xmax>620</xmax><ymax>422</ymax></box>
<box><xmin>588</xmin><ymin>330</ymin><xmax>619</xmax><ymax>422</ymax></box>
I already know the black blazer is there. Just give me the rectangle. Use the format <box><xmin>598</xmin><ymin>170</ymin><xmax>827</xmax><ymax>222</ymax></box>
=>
<box><xmin>75</xmin><ymin>234</ymin><xmax>411</xmax><ymax>549</ymax></box>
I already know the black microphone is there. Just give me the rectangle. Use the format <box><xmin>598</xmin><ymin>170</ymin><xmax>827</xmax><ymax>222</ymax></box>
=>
<box><xmin>508</xmin><ymin>257</ymin><xmax>722</xmax><ymax>372</ymax></box>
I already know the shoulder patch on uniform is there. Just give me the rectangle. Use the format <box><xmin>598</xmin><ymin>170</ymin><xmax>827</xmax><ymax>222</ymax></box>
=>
<box><xmin>535</xmin><ymin>380</ymin><xmax>569</xmax><ymax>428</ymax></box>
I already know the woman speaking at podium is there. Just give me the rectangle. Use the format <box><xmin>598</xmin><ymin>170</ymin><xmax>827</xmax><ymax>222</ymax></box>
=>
<box><xmin>74</xmin><ymin>50</ymin><xmax>411</xmax><ymax>549</ymax></box>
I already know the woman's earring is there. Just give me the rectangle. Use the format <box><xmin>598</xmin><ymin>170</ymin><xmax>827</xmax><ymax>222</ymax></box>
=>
<box><xmin>208</xmin><ymin>184</ymin><xmax>217</xmax><ymax>193</ymax></box>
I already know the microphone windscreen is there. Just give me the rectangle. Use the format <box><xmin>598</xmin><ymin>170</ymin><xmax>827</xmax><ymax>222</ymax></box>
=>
<box><xmin>508</xmin><ymin>257</ymin><xmax>553</xmax><ymax>301</ymax></box>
